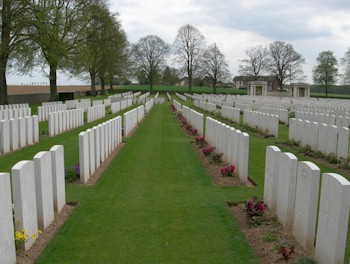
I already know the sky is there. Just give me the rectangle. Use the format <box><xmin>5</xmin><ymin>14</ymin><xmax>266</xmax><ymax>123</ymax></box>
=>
<box><xmin>7</xmin><ymin>0</ymin><xmax>350</xmax><ymax>85</ymax></box>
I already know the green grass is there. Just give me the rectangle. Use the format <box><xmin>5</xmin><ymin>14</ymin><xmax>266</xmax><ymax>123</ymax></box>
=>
<box><xmin>0</xmin><ymin>104</ymin><xmax>139</xmax><ymax>172</ymax></box>
<box><xmin>173</xmin><ymin>93</ymin><xmax>350</xmax><ymax>262</ymax></box>
<box><xmin>35</xmin><ymin>101</ymin><xmax>258</xmax><ymax>263</ymax></box>
<box><xmin>311</xmin><ymin>93</ymin><xmax>350</xmax><ymax>99</ymax></box>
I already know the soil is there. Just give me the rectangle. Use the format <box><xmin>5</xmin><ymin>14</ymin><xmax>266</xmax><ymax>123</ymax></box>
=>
<box><xmin>229</xmin><ymin>203</ymin><xmax>313</xmax><ymax>264</ymax></box>
<box><xmin>16</xmin><ymin>202</ymin><xmax>76</xmax><ymax>264</ymax></box>
<box><xmin>190</xmin><ymin>140</ymin><xmax>254</xmax><ymax>186</ymax></box>
<box><xmin>7</xmin><ymin>85</ymin><xmax>99</xmax><ymax>95</ymax></box>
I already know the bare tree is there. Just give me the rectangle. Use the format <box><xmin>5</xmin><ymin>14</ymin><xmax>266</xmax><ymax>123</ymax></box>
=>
<box><xmin>173</xmin><ymin>24</ymin><xmax>206</xmax><ymax>91</ymax></box>
<box><xmin>132</xmin><ymin>35</ymin><xmax>170</xmax><ymax>91</ymax></box>
<box><xmin>238</xmin><ymin>44</ymin><xmax>268</xmax><ymax>78</ymax></box>
<box><xmin>200</xmin><ymin>43</ymin><xmax>230</xmax><ymax>93</ymax></box>
<box><xmin>313</xmin><ymin>50</ymin><xmax>338</xmax><ymax>97</ymax></box>
<box><xmin>340</xmin><ymin>47</ymin><xmax>350</xmax><ymax>85</ymax></box>
<box><xmin>267</xmin><ymin>41</ymin><xmax>305</xmax><ymax>89</ymax></box>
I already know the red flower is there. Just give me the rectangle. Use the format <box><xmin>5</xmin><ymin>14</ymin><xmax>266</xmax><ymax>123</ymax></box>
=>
<box><xmin>258</xmin><ymin>202</ymin><xmax>265</xmax><ymax>212</ymax></box>
<box><xmin>230</xmin><ymin>165</ymin><xmax>235</xmax><ymax>173</ymax></box>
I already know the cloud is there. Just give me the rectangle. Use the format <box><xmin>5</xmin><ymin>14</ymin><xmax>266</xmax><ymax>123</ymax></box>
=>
<box><xmin>7</xmin><ymin>0</ymin><xmax>350</xmax><ymax>84</ymax></box>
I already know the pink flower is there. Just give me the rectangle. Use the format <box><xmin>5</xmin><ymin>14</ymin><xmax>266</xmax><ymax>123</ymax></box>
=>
<box><xmin>258</xmin><ymin>202</ymin><xmax>265</xmax><ymax>212</ymax></box>
<box><xmin>230</xmin><ymin>165</ymin><xmax>235</xmax><ymax>173</ymax></box>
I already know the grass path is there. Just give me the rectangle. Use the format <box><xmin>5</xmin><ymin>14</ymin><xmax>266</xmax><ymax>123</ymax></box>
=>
<box><xmin>35</xmin><ymin>101</ymin><xmax>259</xmax><ymax>263</ymax></box>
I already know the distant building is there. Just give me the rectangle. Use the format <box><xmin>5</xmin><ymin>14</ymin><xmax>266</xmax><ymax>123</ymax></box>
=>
<box><xmin>232</xmin><ymin>76</ymin><xmax>279</xmax><ymax>90</ymax></box>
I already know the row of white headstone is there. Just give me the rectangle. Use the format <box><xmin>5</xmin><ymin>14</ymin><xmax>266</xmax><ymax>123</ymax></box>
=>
<box><xmin>92</xmin><ymin>98</ymin><xmax>111</xmax><ymax>107</ymax></box>
<box><xmin>38</xmin><ymin>104</ymin><xmax>67</xmax><ymax>122</ymax></box>
<box><xmin>263</xmin><ymin>146</ymin><xmax>350</xmax><ymax>264</ymax></box>
<box><xmin>243</xmin><ymin>109</ymin><xmax>279</xmax><ymax>137</ymax></box>
<box><xmin>0</xmin><ymin>103</ymin><xmax>28</xmax><ymax>110</ymax></box>
<box><xmin>79</xmin><ymin>116</ymin><xmax>122</xmax><ymax>183</ymax></box>
<box><xmin>221</xmin><ymin>106</ymin><xmax>240</xmax><ymax>124</ymax></box>
<box><xmin>87</xmin><ymin>105</ymin><xmax>106</xmax><ymax>123</ymax></box>
<box><xmin>173</xmin><ymin>99</ymin><xmax>181</xmax><ymax>112</ymax></box>
<box><xmin>76</xmin><ymin>101</ymin><xmax>91</xmax><ymax>112</ymax></box>
<box><xmin>0</xmin><ymin>145</ymin><xmax>65</xmax><ymax>264</ymax></box>
<box><xmin>166</xmin><ymin>92</ymin><xmax>172</xmax><ymax>101</ymax></box>
<box><xmin>48</xmin><ymin>109</ymin><xmax>84</xmax><ymax>137</ymax></box>
<box><xmin>42</xmin><ymin>101</ymin><xmax>62</xmax><ymax>106</ymax></box>
<box><xmin>110</xmin><ymin>99</ymin><xmax>131</xmax><ymax>114</ymax></box>
<box><xmin>0</xmin><ymin>116</ymin><xmax>39</xmax><ymax>154</ymax></box>
<box><xmin>205</xmin><ymin>117</ymin><xmax>249</xmax><ymax>182</ymax></box>
<box><xmin>145</xmin><ymin>99</ymin><xmax>154</xmax><ymax>113</ymax></box>
<box><xmin>181</xmin><ymin>105</ymin><xmax>204</xmax><ymax>135</ymax></box>
<box><xmin>259</xmin><ymin>106</ymin><xmax>289</xmax><ymax>124</ymax></box>
<box><xmin>65</xmin><ymin>100</ymin><xmax>79</xmax><ymax>109</ymax></box>
<box><xmin>289</xmin><ymin>118</ymin><xmax>350</xmax><ymax>159</ymax></box>
<box><xmin>123</xmin><ymin>105</ymin><xmax>147</xmax><ymax>137</ymax></box>
<box><xmin>108</xmin><ymin>91</ymin><xmax>133</xmax><ymax>99</ymax></box>
<box><xmin>193</xmin><ymin>100</ymin><xmax>216</xmax><ymax>112</ymax></box>
<box><xmin>175</xmin><ymin>93</ymin><xmax>187</xmax><ymax>102</ymax></box>
<box><xmin>137</xmin><ymin>92</ymin><xmax>150</xmax><ymax>104</ymax></box>
<box><xmin>295</xmin><ymin>105</ymin><xmax>348</xmax><ymax>117</ymax></box>
<box><xmin>295</xmin><ymin>111</ymin><xmax>350</xmax><ymax>128</ymax></box>
<box><xmin>0</xmin><ymin>107</ymin><xmax>31</xmax><ymax>121</ymax></box>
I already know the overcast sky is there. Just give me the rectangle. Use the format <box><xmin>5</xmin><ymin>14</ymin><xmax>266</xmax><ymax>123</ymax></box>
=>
<box><xmin>7</xmin><ymin>0</ymin><xmax>350</xmax><ymax>85</ymax></box>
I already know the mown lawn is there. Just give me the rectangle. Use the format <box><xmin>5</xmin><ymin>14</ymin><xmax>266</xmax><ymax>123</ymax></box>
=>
<box><xmin>35</xmin><ymin>101</ymin><xmax>258</xmax><ymax>263</ymax></box>
<box><xmin>174</xmin><ymin>94</ymin><xmax>350</xmax><ymax>262</ymax></box>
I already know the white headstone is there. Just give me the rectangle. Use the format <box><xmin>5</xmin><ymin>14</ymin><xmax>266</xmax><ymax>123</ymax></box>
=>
<box><xmin>0</xmin><ymin>119</ymin><xmax>10</xmax><ymax>153</ymax></box>
<box><xmin>11</xmin><ymin>160</ymin><xmax>38</xmax><ymax>250</ymax></box>
<box><xmin>264</xmin><ymin>146</ymin><xmax>281</xmax><ymax>213</ymax></box>
<box><xmin>33</xmin><ymin>115</ymin><xmax>39</xmax><ymax>143</ymax></box>
<box><xmin>314</xmin><ymin>173</ymin><xmax>350</xmax><ymax>264</ymax></box>
<box><xmin>337</xmin><ymin>127</ymin><xmax>349</xmax><ymax>160</ymax></box>
<box><xmin>33</xmin><ymin>151</ymin><xmax>54</xmax><ymax>229</ymax></box>
<box><xmin>0</xmin><ymin>173</ymin><xmax>16</xmax><ymax>263</ymax></box>
<box><xmin>50</xmin><ymin>145</ymin><xmax>66</xmax><ymax>213</ymax></box>
<box><xmin>326</xmin><ymin>125</ymin><xmax>338</xmax><ymax>155</ymax></box>
<box><xmin>25</xmin><ymin>117</ymin><xmax>33</xmax><ymax>145</ymax></box>
<box><xmin>93</xmin><ymin>127</ymin><xmax>100</xmax><ymax>168</ymax></box>
<box><xmin>276</xmin><ymin>152</ymin><xmax>298</xmax><ymax>230</ymax></box>
<box><xmin>238</xmin><ymin>132</ymin><xmax>249</xmax><ymax>182</ymax></box>
<box><xmin>79</xmin><ymin>132</ymin><xmax>90</xmax><ymax>183</ymax></box>
<box><xmin>9</xmin><ymin>118</ymin><xmax>19</xmax><ymax>151</ymax></box>
<box><xmin>292</xmin><ymin>161</ymin><xmax>320</xmax><ymax>250</ymax></box>
<box><xmin>87</xmin><ymin>129</ymin><xmax>95</xmax><ymax>175</ymax></box>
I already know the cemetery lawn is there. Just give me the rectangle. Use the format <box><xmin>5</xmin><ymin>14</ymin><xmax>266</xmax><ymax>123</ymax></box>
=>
<box><xmin>35</xmin><ymin>101</ymin><xmax>259</xmax><ymax>263</ymax></box>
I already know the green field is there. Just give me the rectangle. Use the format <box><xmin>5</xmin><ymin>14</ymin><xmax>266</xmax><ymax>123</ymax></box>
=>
<box><xmin>1</xmin><ymin>93</ymin><xmax>349</xmax><ymax>263</ymax></box>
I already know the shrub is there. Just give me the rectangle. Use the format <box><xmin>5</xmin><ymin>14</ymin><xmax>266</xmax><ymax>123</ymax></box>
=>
<box><xmin>275</xmin><ymin>240</ymin><xmax>295</xmax><ymax>259</ymax></box>
<box><xmin>65</xmin><ymin>163</ymin><xmax>80</xmax><ymax>182</ymax></box>
<box><xmin>210</xmin><ymin>152</ymin><xmax>223</xmax><ymax>164</ymax></box>
<box><xmin>296</xmin><ymin>256</ymin><xmax>318</xmax><ymax>264</ymax></box>
<box><xmin>245</xmin><ymin>197</ymin><xmax>265</xmax><ymax>218</ymax></box>
<box><xmin>202</xmin><ymin>146</ymin><xmax>214</xmax><ymax>156</ymax></box>
<box><xmin>220</xmin><ymin>165</ymin><xmax>235</xmax><ymax>176</ymax></box>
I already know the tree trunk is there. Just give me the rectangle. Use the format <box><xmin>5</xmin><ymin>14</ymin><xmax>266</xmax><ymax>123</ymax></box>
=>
<box><xmin>90</xmin><ymin>70</ymin><xmax>97</xmax><ymax>96</ymax></box>
<box><xmin>49</xmin><ymin>65</ymin><xmax>58</xmax><ymax>101</ymax></box>
<box><xmin>325</xmin><ymin>82</ymin><xmax>328</xmax><ymax>98</ymax></box>
<box><xmin>109</xmin><ymin>79</ymin><xmax>113</xmax><ymax>91</ymax></box>
<box><xmin>101</xmin><ymin>78</ymin><xmax>105</xmax><ymax>95</ymax></box>
<box><xmin>0</xmin><ymin>1</ymin><xmax>11</xmax><ymax>105</ymax></box>
<box><xmin>149</xmin><ymin>71</ymin><xmax>153</xmax><ymax>92</ymax></box>
<box><xmin>0</xmin><ymin>63</ymin><xmax>8</xmax><ymax>104</ymax></box>
<box><xmin>188</xmin><ymin>74</ymin><xmax>192</xmax><ymax>92</ymax></box>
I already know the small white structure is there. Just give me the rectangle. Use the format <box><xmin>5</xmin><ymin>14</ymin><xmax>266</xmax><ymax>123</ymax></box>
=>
<box><xmin>248</xmin><ymin>81</ymin><xmax>268</xmax><ymax>96</ymax></box>
<box><xmin>290</xmin><ymin>83</ymin><xmax>310</xmax><ymax>98</ymax></box>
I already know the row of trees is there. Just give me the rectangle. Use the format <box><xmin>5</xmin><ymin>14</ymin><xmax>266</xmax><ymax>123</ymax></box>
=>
<box><xmin>132</xmin><ymin>24</ymin><xmax>231</xmax><ymax>93</ymax></box>
<box><xmin>238</xmin><ymin>42</ymin><xmax>350</xmax><ymax>96</ymax></box>
<box><xmin>238</xmin><ymin>42</ymin><xmax>305</xmax><ymax>89</ymax></box>
<box><xmin>0</xmin><ymin>0</ymin><xmax>129</xmax><ymax>104</ymax></box>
